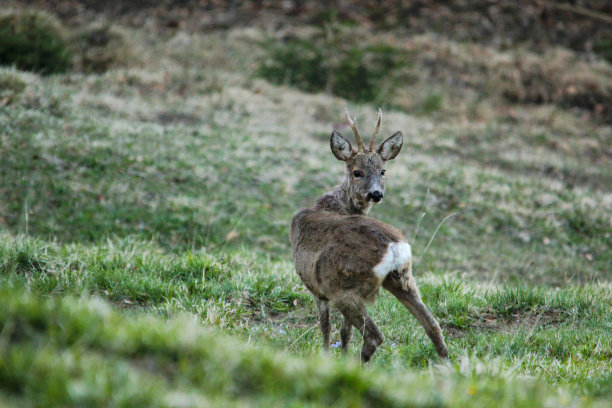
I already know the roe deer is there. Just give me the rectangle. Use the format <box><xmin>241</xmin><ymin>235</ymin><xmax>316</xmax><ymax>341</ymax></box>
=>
<box><xmin>290</xmin><ymin>108</ymin><xmax>449</xmax><ymax>362</ymax></box>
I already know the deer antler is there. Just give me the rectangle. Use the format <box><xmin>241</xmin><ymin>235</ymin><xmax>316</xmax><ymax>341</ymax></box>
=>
<box><xmin>369</xmin><ymin>108</ymin><xmax>382</xmax><ymax>152</ymax></box>
<box><xmin>345</xmin><ymin>107</ymin><xmax>365</xmax><ymax>153</ymax></box>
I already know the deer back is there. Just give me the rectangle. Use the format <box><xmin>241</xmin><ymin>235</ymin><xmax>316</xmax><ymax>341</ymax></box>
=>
<box><xmin>290</xmin><ymin>208</ymin><xmax>409</xmax><ymax>300</ymax></box>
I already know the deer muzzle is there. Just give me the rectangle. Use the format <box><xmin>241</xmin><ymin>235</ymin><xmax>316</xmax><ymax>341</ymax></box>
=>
<box><xmin>367</xmin><ymin>191</ymin><xmax>384</xmax><ymax>203</ymax></box>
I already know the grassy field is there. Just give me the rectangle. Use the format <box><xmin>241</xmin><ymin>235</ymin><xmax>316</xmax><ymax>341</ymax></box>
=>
<box><xmin>1</xmin><ymin>4</ymin><xmax>611</xmax><ymax>407</ymax></box>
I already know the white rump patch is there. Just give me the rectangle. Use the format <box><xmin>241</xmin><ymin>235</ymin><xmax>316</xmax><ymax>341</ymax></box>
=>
<box><xmin>373</xmin><ymin>242</ymin><xmax>411</xmax><ymax>279</ymax></box>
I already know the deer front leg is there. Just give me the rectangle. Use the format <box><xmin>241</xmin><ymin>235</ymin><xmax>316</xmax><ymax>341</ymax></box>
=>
<box><xmin>340</xmin><ymin>317</ymin><xmax>353</xmax><ymax>351</ymax></box>
<box><xmin>333</xmin><ymin>295</ymin><xmax>384</xmax><ymax>363</ymax></box>
<box><xmin>315</xmin><ymin>298</ymin><xmax>331</xmax><ymax>350</ymax></box>
<box><xmin>383</xmin><ymin>273</ymin><xmax>449</xmax><ymax>359</ymax></box>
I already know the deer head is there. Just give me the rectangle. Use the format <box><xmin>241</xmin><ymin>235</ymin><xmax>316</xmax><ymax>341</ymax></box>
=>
<box><xmin>330</xmin><ymin>108</ymin><xmax>403</xmax><ymax>211</ymax></box>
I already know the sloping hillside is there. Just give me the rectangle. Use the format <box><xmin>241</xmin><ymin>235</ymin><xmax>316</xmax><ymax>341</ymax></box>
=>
<box><xmin>0</xmin><ymin>2</ymin><xmax>611</xmax><ymax>406</ymax></box>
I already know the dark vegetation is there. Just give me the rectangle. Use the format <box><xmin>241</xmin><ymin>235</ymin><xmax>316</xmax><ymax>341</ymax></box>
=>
<box><xmin>17</xmin><ymin>1</ymin><xmax>611</xmax><ymax>54</ymax></box>
<box><xmin>0</xmin><ymin>10</ymin><xmax>72</xmax><ymax>74</ymax></box>
<box><xmin>0</xmin><ymin>9</ymin><xmax>134</xmax><ymax>75</ymax></box>
<box><xmin>3</xmin><ymin>2</ymin><xmax>611</xmax><ymax>120</ymax></box>
<box><xmin>259</xmin><ymin>38</ymin><xmax>405</xmax><ymax>104</ymax></box>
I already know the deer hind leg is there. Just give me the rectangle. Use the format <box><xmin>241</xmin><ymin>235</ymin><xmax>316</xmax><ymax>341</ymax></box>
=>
<box><xmin>315</xmin><ymin>298</ymin><xmax>331</xmax><ymax>350</ymax></box>
<box><xmin>340</xmin><ymin>317</ymin><xmax>353</xmax><ymax>351</ymax></box>
<box><xmin>333</xmin><ymin>295</ymin><xmax>383</xmax><ymax>363</ymax></box>
<box><xmin>383</xmin><ymin>272</ymin><xmax>449</xmax><ymax>359</ymax></box>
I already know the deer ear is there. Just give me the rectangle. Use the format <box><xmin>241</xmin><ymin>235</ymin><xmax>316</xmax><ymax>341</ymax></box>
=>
<box><xmin>378</xmin><ymin>131</ymin><xmax>403</xmax><ymax>161</ymax></box>
<box><xmin>330</xmin><ymin>130</ymin><xmax>354</xmax><ymax>161</ymax></box>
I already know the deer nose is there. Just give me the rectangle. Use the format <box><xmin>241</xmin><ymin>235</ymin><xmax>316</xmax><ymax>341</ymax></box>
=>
<box><xmin>367</xmin><ymin>191</ymin><xmax>384</xmax><ymax>202</ymax></box>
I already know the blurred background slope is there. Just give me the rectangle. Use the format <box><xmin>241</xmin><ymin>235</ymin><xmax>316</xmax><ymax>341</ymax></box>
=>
<box><xmin>1</xmin><ymin>0</ymin><xmax>610</xmax><ymax>283</ymax></box>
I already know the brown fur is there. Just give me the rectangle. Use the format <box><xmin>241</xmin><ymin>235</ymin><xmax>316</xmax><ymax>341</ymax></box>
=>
<box><xmin>290</xmin><ymin>111</ymin><xmax>449</xmax><ymax>362</ymax></box>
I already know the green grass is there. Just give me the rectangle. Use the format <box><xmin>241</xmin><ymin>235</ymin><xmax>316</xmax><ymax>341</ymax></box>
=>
<box><xmin>1</xmin><ymin>272</ymin><xmax>610</xmax><ymax>407</ymax></box>
<box><xmin>0</xmin><ymin>7</ymin><xmax>611</xmax><ymax>407</ymax></box>
<box><xmin>0</xmin><ymin>234</ymin><xmax>610</xmax><ymax>405</ymax></box>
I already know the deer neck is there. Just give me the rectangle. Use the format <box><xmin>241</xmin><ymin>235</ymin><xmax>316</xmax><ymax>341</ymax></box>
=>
<box><xmin>314</xmin><ymin>182</ymin><xmax>372</xmax><ymax>216</ymax></box>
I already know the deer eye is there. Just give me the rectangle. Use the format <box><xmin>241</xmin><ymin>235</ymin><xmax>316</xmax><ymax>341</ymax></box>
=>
<box><xmin>353</xmin><ymin>170</ymin><xmax>363</xmax><ymax>178</ymax></box>
<box><xmin>380</xmin><ymin>169</ymin><xmax>386</xmax><ymax>176</ymax></box>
